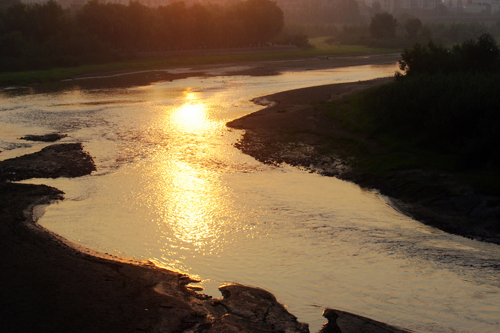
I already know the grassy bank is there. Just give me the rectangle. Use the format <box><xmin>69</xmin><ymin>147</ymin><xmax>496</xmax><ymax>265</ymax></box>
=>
<box><xmin>0</xmin><ymin>39</ymin><xmax>397</xmax><ymax>87</ymax></box>
<box><xmin>326</xmin><ymin>75</ymin><xmax>500</xmax><ymax>194</ymax></box>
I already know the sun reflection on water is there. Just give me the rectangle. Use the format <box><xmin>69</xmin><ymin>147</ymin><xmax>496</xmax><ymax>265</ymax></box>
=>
<box><xmin>154</xmin><ymin>89</ymin><xmax>231</xmax><ymax>255</ymax></box>
<box><xmin>164</xmin><ymin>159</ymin><xmax>222</xmax><ymax>248</ymax></box>
<box><xmin>170</xmin><ymin>91</ymin><xmax>215</xmax><ymax>135</ymax></box>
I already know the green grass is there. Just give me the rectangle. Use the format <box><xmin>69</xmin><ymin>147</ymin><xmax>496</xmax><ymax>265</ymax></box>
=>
<box><xmin>308</xmin><ymin>37</ymin><xmax>399</xmax><ymax>55</ymax></box>
<box><xmin>323</xmin><ymin>83</ymin><xmax>500</xmax><ymax>193</ymax></box>
<box><xmin>325</xmin><ymin>89</ymin><xmax>466</xmax><ymax>174</ymax></box>
<box><xmin>0</xmin><ymin>38</ymin><xmax>399</xmax><ymax>87</ymax></box>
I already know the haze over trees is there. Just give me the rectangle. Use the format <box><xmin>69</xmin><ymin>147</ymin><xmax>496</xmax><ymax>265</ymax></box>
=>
<box><xmin>282</xmin><ymin>0</ymin><xmax>361</xmax><ymax>25</ymax></box>
<box><xmin>329</xmin><ymin>8</ymin><xmax>500</xmax><ymax>50</ymax></box>
<box><xmin>404</xmin><ymin>17</ymin><xmax>422</xmax><ymax>39</ymax></box>
<box><xmin>0</xmin><ymin>0</ymin><xmax>285</xmax><ymax>71</ymax></box>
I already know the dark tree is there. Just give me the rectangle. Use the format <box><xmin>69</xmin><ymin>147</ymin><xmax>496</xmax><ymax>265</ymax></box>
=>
<box><xmin>235</xmin><ymin>0</ymin><xmax>284</xmax><ymax>45</ymax></box>
<box><xmin>0</xmin><ymin>0</ymin><xmax>18</xmax><ymax>10</ymax></box>
<box><xmin>369</xmin><ymin>12</ymin><xmax>397</xmax><ymax>39</ymax></box>
<box><xmin>1</xmin><ymin>3</ymin><xmax>29</xmax><ymax>36</ymax></box>
<box><xmin>126</xmin><ymin>1</ymin><xmax>155</xmax><ymax>50</ymax></box>
<box><xmin>405</xmin><ymin>17</ymin><xmax>422</xmax><ymax>39</ymax></box>
<box><xmin>453</xmin><ymin>33</ymin><xmax>500</xmax><ymax>73</ymax></box>
<box><xmin>157</xmin><ymin>1</ymin><xmax>191</xmax><ymax>49</ymax></box>
<box><xmin>398</xmin><ymin>33</ymin><xmax>499</xmax><ymax>76</ymax></box>
<box><xmin>29</xmin><ymin>0</ymin><xmax>67</xmax><ymax>43</ymax></box>
<box><xmin>0</xmin><ymin>0</ymin><xmax>287</xmax><ymax>71</ymax></box>
<box><xmin>399</xmin><ymin>41</ymin><xmax>452</xmax><ymax>76</ymax></box>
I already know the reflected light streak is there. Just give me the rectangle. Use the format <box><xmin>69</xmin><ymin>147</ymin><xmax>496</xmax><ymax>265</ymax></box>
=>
<box><xmin>170</xmin><ymin>91</ymin><xmax>214</xmax><ymax>134</ymax></box>
<box><xmin>172</xmin><ymin>160</ymin><xmax>213</xmax><ymax>243</ymax></box>
<box><xmin>158</xmin><ymin>158</ymin><xmax>226</xmax><ymax>253</ymax></box>
<box><xmin>155</xmin><ymin>90</ymin><xmax>231</xmax><ymax>254</ymax></box>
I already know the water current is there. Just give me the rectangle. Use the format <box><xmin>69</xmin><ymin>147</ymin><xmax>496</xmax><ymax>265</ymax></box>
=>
<box><xmin>1</xmin><ymin>64</ymin><xmax>499</xmax><ymax>332</ymax></box>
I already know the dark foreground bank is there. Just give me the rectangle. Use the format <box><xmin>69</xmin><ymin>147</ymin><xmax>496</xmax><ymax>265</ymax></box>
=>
<box><xmin>227</xmin><ymin>79</ymin><xmax>500</xmax><ymax>245</ymax></box>
<box><xmin>0</xmin><ymin>140</ymin><xmax>410</xmax><ymax>332</ymax></box>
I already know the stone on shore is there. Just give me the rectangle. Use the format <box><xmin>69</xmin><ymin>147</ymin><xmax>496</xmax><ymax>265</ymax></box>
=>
<box><xmin>0</xmin><ymin>143</ymin><xmax>96</xmax><ymax>181</ymax></box>
<box><xmin>20</xmin><ymin>133</ymin><xmax>68</xmax><ymax>142</ymax></box>
<box><xmin>206</xmin><ymin>284</ymin><xmax>309</xmax><ymax>333</ymax></box>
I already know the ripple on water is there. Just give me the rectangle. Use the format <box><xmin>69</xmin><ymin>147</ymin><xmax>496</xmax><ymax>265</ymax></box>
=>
<box><xmin>3</xmin><ymin>64</ymin><xmax>500</xmax><ymax>333</ymax></box>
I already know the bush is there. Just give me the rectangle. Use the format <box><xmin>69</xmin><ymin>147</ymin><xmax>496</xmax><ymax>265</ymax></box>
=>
<box><xmin>399</xmin><ymin>33</ymin><xmax>500</xmax><ymax>76</ymax></box>
<box><xmin>363</xmin><ymin>72</ymin><xmax>500</xmax><ymax>169</ymax></box>
<box><xmin>360</xmin><ymin>35</ymin><xmax>500</xmax><ymax>169</ymax></box>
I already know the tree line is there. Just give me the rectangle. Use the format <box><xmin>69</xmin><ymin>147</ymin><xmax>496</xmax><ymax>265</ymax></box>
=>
<box><xmin>0</xmin><ymin>0</ymin><xmax>285</xmax><ymax>71</ymax></box>
<box><xmin>331</xmin><ymin>10</ymin><xmax>500</xmax><ymax>49</ymax></box>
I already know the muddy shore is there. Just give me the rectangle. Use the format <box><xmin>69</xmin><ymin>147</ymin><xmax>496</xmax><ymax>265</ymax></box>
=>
<box><xmin>227</xmin><ymin>79</ymin><xmax>500</xmax><ymax>245</ymax></box>
<box><xmin>0</xmin><ymin>143</ymin><xmax>411</xmax><ymax>331</ymax></box>
<box><xmin>64</xmin><ymin>53</ymin><xmax>401</xmax><ymax>90</ymax></box>
<box><xmin>0</xmin><ymin>143</ymin><xmax>312</xmax><ymax>332</ymax></box>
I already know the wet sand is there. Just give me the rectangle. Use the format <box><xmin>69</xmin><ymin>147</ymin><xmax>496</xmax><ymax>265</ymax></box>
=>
<box><xmin>70</xmin><ymin>53</ymin><xmax>401</xmax><ymax>83</ymax></box>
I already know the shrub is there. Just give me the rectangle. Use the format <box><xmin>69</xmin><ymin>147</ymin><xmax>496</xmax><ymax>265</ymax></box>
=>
<box><xmin>399</xmin><ymin>33</ymin><xmax>500</xmax><ymax>76</ymax></box>
<box><xmin>363</xmin><ymin>72</ymin><xmax>500</xmax><ymax>168</ymax></box>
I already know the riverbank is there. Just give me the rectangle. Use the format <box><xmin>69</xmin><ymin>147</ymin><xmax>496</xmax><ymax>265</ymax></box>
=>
<box><xmin>227</xmin><ymin>79</ymin><xmax>500</xmax><ymax>245</ymax></box>
<box><xmin>0</xmin><ymin>49</ymin><xmax>400</xmax><ymax>88</ymax></box>
<box><xmin>0</xmin><ymin>139</ymin><xmax>412</xmax><ymax>332</ymax></box>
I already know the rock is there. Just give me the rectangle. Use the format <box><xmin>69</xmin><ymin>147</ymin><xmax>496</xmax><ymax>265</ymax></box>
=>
<box><xmin>321</xmin><ymin>309</ymin><xmax>411</xmax><ymax>333</ymax></box>
<box><xmin>319</xmin><ymin>308</ymin><xmax>342</xmax><ymax>333</ymax></box>
<box><xmin>0</xmin><ymin>143</ymin><xmax>96</xmax><ymax>182</ymax></box>
<box><xmin>20</xmin><ymin>133</ymin><xmax>68</xmax><ymax>142</ymax></box>
<box><xmin>209</xmin><ymin>284</ymin><xmax>310</xmax><ymax>333</ymax></box>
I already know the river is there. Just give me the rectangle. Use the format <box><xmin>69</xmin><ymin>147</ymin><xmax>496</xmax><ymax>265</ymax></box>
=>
<box><xmin>1</xmin><ymin>63</ymin><xmax>499</xmax><ymax>333</ymax></box>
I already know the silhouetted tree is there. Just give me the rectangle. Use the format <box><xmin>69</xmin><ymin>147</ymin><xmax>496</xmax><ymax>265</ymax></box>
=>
<box><xmin>0</xmin><ymin>0</ymin><xmax>19</xmax><ymax>10</ymax></box>
<box><xmin>399</xmin><ymin>41</ymin><xmax>452</xmax><ymax>76</ymax></box>
<box><xmin>453</xmin><ymin>33</ymin><xmax>500</xmax><ymax>73</ymax></box>
<box><xmin>157</xmin><ymin>2</ymin><xmax>191</xmax><ymax>49</ymax></box>
<box><xmin>399</xmin><ymin>34</ymin><xmax>499</xmax><ymax>76</ymax></box>
<box><xmin>234</xmin><ymin>0</ymin><xmax>284</xmax><ymax>45</ymax></box>
<box><xmin>370</xmin><ymin>12</ymin><xmax>397</xmax><ymax>39</ymax></box>
<box><xmin>0</xmin><ymin>0</ymin><xmax>287</xmax><ymax>71</ymax></box>
<box><xmin>405</xmin><ymin>17</ymin><xmax>422</xmax><ymax>39</ymax></box>
<box><xmin>29</xmin><ymin>0</ymin><xmax>67</xmax><ymax>43</ymax></box>
<box><xmin>0</xmin><ymin>30</ymin><xmax>24</xmax><ymax>57</ymax></box>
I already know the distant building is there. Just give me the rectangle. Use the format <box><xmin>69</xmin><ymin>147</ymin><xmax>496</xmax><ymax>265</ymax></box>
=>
<box><xmin>20</xmin><ymin>0</ymin><xmax>193</xmax><ymax>8</ymax></box>
<box><xmin>21</xmin><ymin>0</ymin><xmax>49</xmax><ymax>4</ymax></box>
<box><xmin>97</xmin><ymin>0</ymin><xmax>177</xmax><ymax>6</ymax></box>
<box><xmin>443</xmin><ymin>0</ymin><xmax>500</xmax><ymax>13</ymax></box>
<box><xmin>465</xmin><ymin>0</ymin><xmax>500</xmax><ymax>13</ymax></box>
<box><xmin>361</xmin><ymin>0</ymin><xmax>440</xmax><ymax>12</ymax></box>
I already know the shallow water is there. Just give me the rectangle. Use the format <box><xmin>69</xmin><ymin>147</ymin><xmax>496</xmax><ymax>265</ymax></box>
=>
<box><xmin>2</xmin><ymin>64</ymin><xmax>500</xmax><ymax>332</ymax></box>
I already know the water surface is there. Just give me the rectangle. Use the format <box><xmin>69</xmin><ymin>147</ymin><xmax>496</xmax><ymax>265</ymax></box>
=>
<box><xmin>1</xmin><ymin>64</ymin><xmax>499</xmax><ymax>332</ymax></box>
